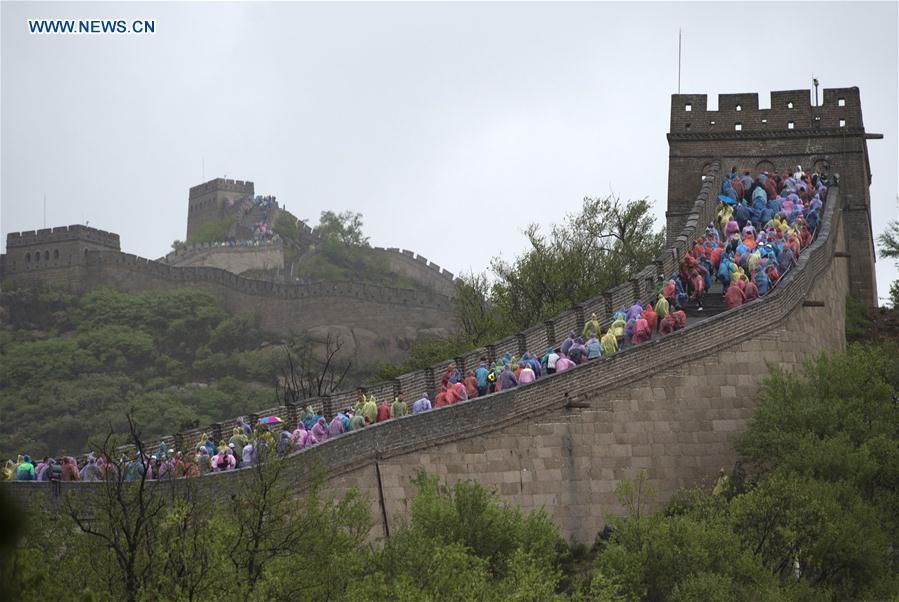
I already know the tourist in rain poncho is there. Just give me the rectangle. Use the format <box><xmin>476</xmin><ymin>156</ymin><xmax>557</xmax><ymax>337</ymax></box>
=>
<box><xmin>362</xmin><ymin>396</ymin><xmax>378</xmax><ymax>425</ymax></box>
<box><xmin>412</xmin><ymin>393</ymin><xmax>431</xmax><ymax>414</ymax></box>
<box><xmin>157</xmin><ymin>440</ymin><xmax>168</xmax><ymax>462</ymax></box>
<box><xmin>753</xmin><ymin>264</ymin><xmax>771</xmax><ymax>296</ymax></box>
<box><xmin>673</xmin><ymin>277</ymin><xmax>689</xmax><ymax>308</ymax></box>
<box><xmin>448</xmin><ymin>381</ymin><xmax>468</xmax><ymax>404</ymax></box>
<box><xmin>765</xmin><ymin>263</ymin><xmax>780</xmax><ymax>287</ymax></box>
<box><xmin>311</xmin><ymin>417</ymin><xmax>329</xmax><ymax>442</ymax></box>
<box><xmin>658</xmin><ymin>313</ymin><xmax>676</xmax><ymax>336</ymax></box>
<box><xmin>328</xmin><ymin>416</ymin><xmax>345</xmax><ymax>438</ymax></box>
<box><xmin>16</xmin><ymin>455</ymin><xmax>35</xmax><ymax>481</ymax></box>
<box><xmin>586</xmin><ymin>333</ymin><xmax>602</xmax><ymax>360</ymax></box>
<box><xmin>463</xmin><ymin>371</ymin><xmax>479</xmax><ymax>398</ymax></box>
<box><xmin>434</xmin><ymin>386</ymin><xmax>449</xmax><ymax>408</ymax></box>
<box><xmin>672</xmin><ymin>309</ymin><xmax>687</xmax><ymax>331</ymax></box>
<box><xmin>292</xmin><ymin>425</ymin><xmax>310</xmax><ymax>449</ymax></box>
<box><xmin>475</xmin><ymin>361</ymin><xmax>490</xmax><ymax>395</ymax></box>
<box><xmin>336</xmin><ymin>411</ymin><xmax>350</xmax><ymax>432</ymax></box>
<box><xmin>241</xmin><ymin>443</ymin><xmax>256</xmax><ymax>466</ymax></box>
<box><xmin>229</xmin><ymin>427</ymin><xmax>248</xmax><ymax>456</ymax></box>
<box><xmin>237</xmin><ymin>417</ymin><xmax>253</xmax><ymax>437</ymax></box>
<box><xmin>610</xmin><ymin>313</ymin><xmax>627</xmax><ymax>340</ymax></box>
<box><xmin>499</xmin><ymin>365</ymin><xmax>518</xmax><ymax>389</ymax></box>
<box><xmin>744</xmin><ymin>278</ymin><xmax>759</xmax><ymax>302</ymax></box>
<box><xmin>724</xmin><ymin>282</ymin><xmax>745</xmax><ymax>309</ymax></box>
<box><xmin>35</xmin><ymin>458</ymin><xmax>50</xmax><ymax>481</ymax></box>
<box><xmin>642</xmin><ymin>304</ymin><xmax>658</xmax><ymax>332</ymax></box>
<box><xmin>391</xmin><ymin>396</ymin><xmax>409</xmax><ymax>418</ymax></box>
<box><xmin>277</xmin><ymin>431</ymin><xmax>295</xmax><ymax>456</ymax></box>
<box><xmin>712</xmin><ymin>469</ymin><xmax>730</xmax><ymax>497</ymax></box>
<box><xmin>560</xmin><ymin>332</ymin><xmax>576</xmax><ymax>358</ymax></box>
<box><xmin>554</xmin><ymin>354</ymin><xmax>575</xmax><ymax>373</ymax></box>
<box><xmin>522</xmin><ymin>352</ymin><xmax>542</xmax><ymax>378</ymax></box>
<box><xmin>518</xmin><ymin>362</ymin><xmax>536</xmax><ymax>384</ymax></box>
<box><xmin>654</xmin><ymin>294</ymin><xmax>670</xmax><ymax>323</ymax></box>
<box><xmin>624</xmin><ymin>318</ymin><xmax>636</xmax><ymax>343</ymax></box>
<box><xmin>213</xmin><ymin>448</ymin><xmax>236</xmax><ymax>471</ymax></box>
<box><xmin>541</xmin><ymin>346</ymin><xmax>560</xmax><ymax>374</ymax></box>
<box><xmin>627</xmin><ymin>301</ymin><xmax>644</xmax><ymax>322</ymax></box>
<box><xmin>80</xmin><ymin>456</ymin><xmax>103</xmax><ymax>482</ymax></box>
<box><xmin>302</xmin><ymin>406</ymin><xmax>319</xmax><ymax>431</ymax></box>
<box><xmin>568</xmin><ymin>337</ymin><xmax>587</xmax><ymax>364</ymax></box>
<box><xmin>3</xmin><ymin>460</ymin><xmax>16</xmax><ymax>481</ymax></box>
<box><xmin>61</xmin><ymin>457</ymin><xmax>80</xmax><ymax>481</ymax></box>
<box><xmin>583</xmin><ymin>313</ymin><xmax>601</xmax><ymax>339</ymax></box>
<box><xmin>348</xmin><ymin>412</ymin><xmax>365</xmax><ymax>431</ymax></box>
<box><xmin>600</xmin><ymin>329</ymin><xmax>618</xmax><ymax>356</ymax></box>
<box><xmin>442</xmin><ymin>363</ymin><xmax>461</xmax><ymax>386</ymax></box>
<box><xmin>377</xmin><ymin>399</ymin><xmax>392</xmax><ymax>422</ymax></box>
<box><xmin>126</xmin><ymin>455</ymin><xmax>146</xmax><ymax>481</ymax></box>
<box><xmin>632</xmin><ymin>315</ymin><xmax>652</xmax><ymax>345</ymax></box>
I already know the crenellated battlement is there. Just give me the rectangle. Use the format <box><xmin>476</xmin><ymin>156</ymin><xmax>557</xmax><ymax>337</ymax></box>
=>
<box><xmin>669</xmin><ymin>87</ymin><xmax>863</xmax><ymax>136</ymax></box>
<box><xmin>6</xmin><ymin>224</ymin><xmax>120</xmax><ymax>249</ymax></box>
<box><xmin>188</xmin><ymin>178</ymin><xmax>255</xmax><ymax>198</ymax></box>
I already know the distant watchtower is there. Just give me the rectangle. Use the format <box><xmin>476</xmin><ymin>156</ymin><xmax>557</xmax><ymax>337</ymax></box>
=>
<box><xmin>1</xmin><ymin>225</ymin><xmax>121</xmax><ymax>290</ymax></box>
<box><xmin>666</xmin><ymin>87</ymin><xmax>880</xmax><ymax>307</ymax></box>
<box><xmin>186</xmin><ymin>178</ymin><xmax>254</xmax><ymax>240</ymax></box>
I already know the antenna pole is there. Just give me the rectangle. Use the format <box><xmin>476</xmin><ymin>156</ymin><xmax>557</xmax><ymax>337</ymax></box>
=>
<box><xmin>678</xmin><ymin>28</ymin><xmax>682</xmax><ymax>94</ymax></box>
<box><xmin>202</xmin><ymin>157</ymin><xmax>205</xmax><ymax>181</ymax></box>
<box><xmin>43</xmin><ymin>194</ymin><xmax>46</xmax><ymax>228</ymax></box>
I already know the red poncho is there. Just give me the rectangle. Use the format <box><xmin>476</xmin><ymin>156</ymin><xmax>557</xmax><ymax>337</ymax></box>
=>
<box><xmin>724</xmin><ymin>284</ymin><xmax>746</xmax><ymax>309</ymax></box>
<box><xmin>632</xmin><ymin>317</ymin><xmax>652</xmax><ymax>345</ymax></box>
<box><xmin>376</xmin><ymin>402</ymin><xmax>391</xmax><ymax>422</ymax></box>
<box><xmin>659</xmin><ymin>315</ymin><xmax>676</xmax><ymax>336</ymax></box>
<box><xmin>642</xmin><ymin>305</ymin><xmax>658</xmax><ymax>331</ymax></box>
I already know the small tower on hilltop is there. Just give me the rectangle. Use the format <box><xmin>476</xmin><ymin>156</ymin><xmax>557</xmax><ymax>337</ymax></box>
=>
<box><xmin>186</xmin><ymin>178</ymin><xmax>255</xmax><ymax>241</ymax></box>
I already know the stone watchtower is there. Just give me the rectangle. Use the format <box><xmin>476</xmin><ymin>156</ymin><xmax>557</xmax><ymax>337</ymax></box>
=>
<box><xmin>666</xmin><ymin>87</ymin><xmax>880</xmax><ymax>307</ymax></box>
<box><xmin>186</xmin><ymin>178</ymin><xmax>255</xmax><ymax>240</ymax></box>
<box><xmin>1</xmin><ymin>225</ymin><xmax>120</xmax><ymax>290</ymax></box>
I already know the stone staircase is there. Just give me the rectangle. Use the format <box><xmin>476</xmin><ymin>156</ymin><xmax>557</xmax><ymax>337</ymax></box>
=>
<box><xmin>683</xmin><ymin>282</ymin><xmax>727</xmax><ymax>321</ymax></box>
<box><xmin>231</xmin><ymin>200</ymin><xmax>278</xmax><ymax>241</ymax></box>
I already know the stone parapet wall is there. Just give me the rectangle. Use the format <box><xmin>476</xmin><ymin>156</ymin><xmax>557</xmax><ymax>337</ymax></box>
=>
<box><xmin>3</xmin><ymin>183</ymin><xmax>849</xmax><ymax>545</ymax></box>
<box><xmin>162</xmin><ymin>240</ymin><xmax>285</xmax><ymax>274</ymax></box>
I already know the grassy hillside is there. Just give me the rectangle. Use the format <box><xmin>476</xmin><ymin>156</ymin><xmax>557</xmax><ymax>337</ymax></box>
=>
<box><xmin>0</xmin><ymin>287</ymin><xmax>290</xmax><ymax>458</ymax></box>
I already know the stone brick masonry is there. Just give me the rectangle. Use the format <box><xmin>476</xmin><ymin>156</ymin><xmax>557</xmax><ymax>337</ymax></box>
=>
<box><xmin>0</xmin><ymin>88</ymin><xmax>870</xmax><ymax>545</ymax></box>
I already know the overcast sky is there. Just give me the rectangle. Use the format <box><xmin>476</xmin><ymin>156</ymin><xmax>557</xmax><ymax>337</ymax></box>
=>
<box><xmin>2</xmin><ymin>1</ymin><xmax>897</xmax><ymax>302</ymax></box>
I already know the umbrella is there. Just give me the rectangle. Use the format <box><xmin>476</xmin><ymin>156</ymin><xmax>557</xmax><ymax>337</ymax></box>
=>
<box><xmin>718</xmin><ymin>195</ymin><xmax>736</xmax><ymax>206</ymax></box>
<box><xmin>257</xmin><ymin>416</ymin><xmax>284</xmax><ymax>425</ymax></box>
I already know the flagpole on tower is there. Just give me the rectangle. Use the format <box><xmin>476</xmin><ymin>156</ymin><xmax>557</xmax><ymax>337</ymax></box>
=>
<box><xmin>678</xmin><ymin>28</ymin><xmax>682</xmax><ymax>94</ymax></box>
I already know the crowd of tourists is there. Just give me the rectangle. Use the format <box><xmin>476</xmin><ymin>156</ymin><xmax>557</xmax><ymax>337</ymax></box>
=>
<box><xmin>4</xmin><ymin>166</ymin><xmax>827</xmax><ymax>483</ymax></box>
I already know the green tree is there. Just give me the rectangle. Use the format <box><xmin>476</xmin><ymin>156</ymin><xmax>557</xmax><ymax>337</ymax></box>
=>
<box><xmin>487</xmin><ymin>195</ymin><xmax>665</xmax><ymax>332</ymax></box>
<box><xmin>876</xmin><ymin>198</ymin><xmax>899</xmax><ymax>307</ymax></box>
<box><xmin>372</xmin><ymin>194</ymin><xmax>665</xmax><ymax>379</ymax></box>
<box><xmin>316</xmin><ymin>210</ymin><xmax>370</xmax><ymax>247</ymax></box>
<box><xmin>735</xmin><ymin>345</ymin><xmax>899</xmax><ymax>599</ymax></box>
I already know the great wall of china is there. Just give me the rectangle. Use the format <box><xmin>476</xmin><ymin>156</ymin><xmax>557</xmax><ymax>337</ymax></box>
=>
<box><xmin>0</xmin><ymin>88</ymin><xmax>880</xmax><ymax>543</ymax></box>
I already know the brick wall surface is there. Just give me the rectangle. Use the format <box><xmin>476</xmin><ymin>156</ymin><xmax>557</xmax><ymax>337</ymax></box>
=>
<box><xmin>4</xmin><ymin>176</ymin><xmax>853</xmax><ymax>546</ymax></box>
<box><xmin>0</xmin><ymin>89</ymin><xmax>871</xmax><ymax>546</ymax></box>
